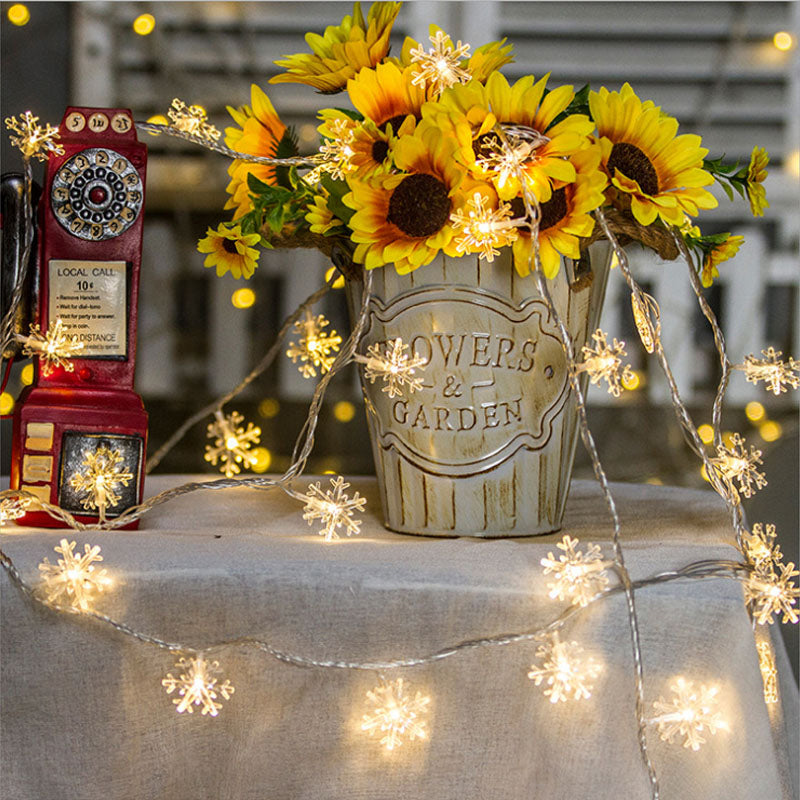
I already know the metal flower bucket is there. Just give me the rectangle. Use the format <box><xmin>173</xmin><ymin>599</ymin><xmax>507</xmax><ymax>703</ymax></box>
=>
<box><xmin>348</xmin><ymin>243</ymin><xmax>611</xmax><ymax>537</ymax></box>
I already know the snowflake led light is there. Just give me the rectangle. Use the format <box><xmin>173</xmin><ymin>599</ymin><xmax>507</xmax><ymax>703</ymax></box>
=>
<box><xmin>317</xmin><ymin>117</ymin><xmax>358</xmax><ymax>180</ymax></box>
<box><xmin>756</xmin><ymin>641</ymin><xmax>779</xmax><ymax>705</ymax></box>
<box><xmin>527</xmin><ymin>633</ymin><xmax>602</xmax><ymax>703</ymax></box>
<box><xmin>574</xmin><ymin>329</ymin><xmax>634</xmax><ymax>398</ymax></box>
<box><xmin>19</xmin><ymin>318</ymin><xmax>84</xmax><ymax>375</ymax></box>
<box><xmin>302</xmin><ymin>475</ymin><xmax>366</xmax><ymax>541</ymax></box>
<box><xmin>0</xmin><ymin>495</ymin><xmax>32</xmax><ymax>524</ymax></box>
<box><xmin>743</xmin><ymin>522</ymin><xmax>782</xmax><ymax>569</ymax></box>
<box><xmin>540</xmin><ymin>534</ymin><xmax>613</xmax><ymax>607</ymax></box>
<box><xmin>167</xmin><ymin>98</ymin><xmax>221</xmax><ymax>142</ymax></box>
<box><xmin>736</xmin><ymin>347</ymin><xmax>799</xmax><ymax>395</ymax></box>
<box><xmin>162</xmin><ymin>654</ymin><xmax>234</xmax><ymax>716</ymax></box>
<box><xmin>204</xmin><ymin>409</ymin><xmax>261</xmax><ymax>478</ymax></box>
<box><xmin>409</xmin><ymin>29</ymin><xmax>472</xmax><ymax>94</ymax></box>
<box><xmin>355</xmin><ymin>338</ymin><xmax>426</xmax><ymax>398</ymax></box>
<box><xmin>745</xmin><ymin>560</ymin><xmax>799</xmax><ymax>625</ymax></box>
<box><xmin>5</xmin><ymin>111</ymin><xmax>64</xmax><ymax>161</ymax></box>
<box><xmin>650</xmin><ymin>677</ymin><xmax>728</xmax><ymax>751</ymax></box>
<box><xmin>361</xmin><ymin>677</ymin><xmax>430</xmax><ymax>751</ymax></box>
<box><xmin>450</xmin><ymin>192</ymin><xmax>519</xmax><ymax>262</ymax></box>
<box><xmin>69</xmin><ymin>445</ymin><xmax>134</xmax><ymax>520</ymax></box>
<box><xmin>37</xmin><ymin>538</ymin><xmax>112</xmax><ymax>611</ymax></box>
<box><xmin>286</xmin><ymin>311</ymin><xmax>343</xmax><ymax>378</ymax></box>
<box><xmin>475</xmin><ymin>134</ymin><xmax>542</xmax><ymax>198</ymax></box>
<box><xmin>630</xmin><ymin>291</ymin><xmax>661</xmax><ymax>355</ymax></box>
<box><xmin>708</xmin><ymin>432</ymin><xmax>767</xmax><ymax>503</ymax></box>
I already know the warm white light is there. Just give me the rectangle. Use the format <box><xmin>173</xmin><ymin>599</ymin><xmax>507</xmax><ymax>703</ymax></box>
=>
<box><xmin>37</xmin><ymin>539</ymin><xmax>112</xmax><ymax>611</ymax></box>
<box><xmin>18</xmin><ymin>318</ymin><xmax>83</xmax><ymax>375</ymax></box>
<box><xmin>286</xmin><ymin>311</ymin><xmax>342</xmax><ymax>378</ymax></box>
<box><xmin>231</xmin><ymin>287</ymin><xmax>256</xmax><ymax>309</ymax></box>
<box><xmin>333</xmin><ymin>400</ymin><xmax>356</xmax><ymax>423</ymax></box>
<box><xmin>745</xmin><ymin>401</ymin><xmax>765</xmax><ymax>422</ymax></box>
<box><xmin>541</xmin><ymin>535</ymin><xmax>612</xmax><ymax>607</ymax></box>
<box><xmin>167</xmin><ymin>98</ymin><xmax>220</xmax><ymax>142</ymax></box>
<box><xmin>162</xmin><ymin>654</ymin><xmax>234</xmax><ymax>716</ymax></box>
<box><xmin>133</xmin><ymin>13</ymin><xmax>155</xmax><ymax>35</ymax></box>
<box><xmin>759</xmin><ymin>420</ymin><xmax>782</xmax><ymax>442</ymax></box>
<box><xmin>409</xmin><ymin>29</ymin><xmax>472</xmax><ymax>94</ymax></box>
<box><xmin>697</xmin><ymin>424</ymin><xmax>714</xmax><ymax>445</ymax></box>
<box><xmin>258</xmin><ymin>397</ymin><xmax>280</xmax><ymax>419</ymax></box>
<box><xmin>450</xmin><ymin>192</ymin><xmax>519</xmax><ymax>262</ymax></box>
<box><xmin>302</xmin><ymin>476</ymin><xmax>366</xmax><ymax>541</ymax></box>
<box><xmin>0</xmin><ymin>392</ymin><xmax>14</xmax><ymax>415</ymax></box>
<box><xmin>361</xmin><ymin>677</ymin><xmax>430</xmax><ymax>750</ymax></box>
<box><xmin>708</xmin><ymin>432</ymin><xmax>766</xmax><ymax>502</ymax></box>
<box><xmin>204</xmin><ymin>409</ymin><xmax>261</xmax><ymax>477</ymax></box>
<box><xmin>737</xmin><ymin>348</ymin><xmax>799</xmax><ymax>395</ymax></box>
<box><xmin>745</xmin><ymin>561</ymin><xmax>799</xmax><ymax>625</ymax></box>
<box><xmin>0</xmin><ymin>495</ymin><xmax>32</xmax><ymax>524</ymax></box>
<box><xmin>356</xmin><ymin>338</ymin><xmax>426</xmax><ymax>398</ymax></box>
<box><xmin>575</xmin><ymin>329</ymin><xmax>634</xmax><ymax>397</ymax></box>
<box><xmin>528</xmin><ymin>633</ymin><xmax>602</xmax><ymax>703</ymax></box>
<box><xmin>69</xmin><ymin>445</ymin><xmax>134</xmax><ymax>521</ymax></box>
<box><xmin>650</xmin><ymin>677</ymin><xmax>728</xmax><ymax>751</ymax></box>
<box><xmin>757</xmin><ymin>641</ymin><xmax>779</xmax><ymax>704</ymax></box>
<box><xmin>773</xmin><ymin>31</ymin><xmax>795</xmax><ymax>51</ymax></box>
<box><xmin>7</xmin><ymin>4</ymin><xmax>29</xmax><ymax>25</ymax></box>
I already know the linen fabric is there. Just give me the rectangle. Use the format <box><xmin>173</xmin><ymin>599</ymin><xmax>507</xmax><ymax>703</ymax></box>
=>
<box><xmin>1</xmin><ymin>476</ymin><xmax>797</xmax><ymax>800</ymax></box>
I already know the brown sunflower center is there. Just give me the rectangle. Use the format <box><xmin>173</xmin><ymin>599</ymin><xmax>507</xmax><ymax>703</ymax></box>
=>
<box><xmin>222</xmin><ymin>237</ymin><xmax>240</xmax><ymax>254</ymax></box>
<box><xmin>387</xmin><ymin>173</ymin><xmax>451</xmax><ymax>238</ymax></box>
<box><xmin>381</xmin><ymin>113</ymin><xmax>410</xmax><ymax>135</ymax></box>
<box><xmin>607</xmin><ymin>142</ymin><xmax>659</xmax><ymax>196</ymax></box>
<box><xmin>371</xmin><ymin>139</ymin><xmax>389</xmax><ymax>164</ymax></box>
<box><xmin>510</xmin><ymin>187</ymin><xmax>568</xmax><ymax>232</ymax></box>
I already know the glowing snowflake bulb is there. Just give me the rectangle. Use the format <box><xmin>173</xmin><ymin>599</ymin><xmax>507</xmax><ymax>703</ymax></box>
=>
<box><xmin>540</xmin><ymin>535</ymin><xmax>612</xmax><ymax>607</ymax></box>
<box><xmin>745</xmin><ymin>561</ymin><xmax>799</xmax><ymax>625</ymax></box>
<box><xmin>37</xmin><ymin>538</ymin><xmax>113</xmax><ymax>611</ymax></box>
<box><xmin>19</xmin><ymin>318</ymin><xmax>84</xmax><ymax>375</ymax></box>
<box><xmin>736</xmin><ymin>347</ymin><xmax>799</xmax><ymax>395</ymax></box>
<box><xmin>68</xmin><ymin>445</ymin><xmax>134</xmax><ymax>520</ymax></box>
<box><xmin>361</xmin><ymin>677</ymin><xmax>430</xmax><ymax>751</ymax></box>
<box><xmin>204</xmin><ymin>409</ymin><xmax>261</xmax><ymax>478</ymax></box>
<box><xmin>286</xmin><ymin>311</ymin><xmax>342</xmax><ymax>378</ymax></box>
<box><xmin>162</xmin><ymin>654</ymin><xmax>234</xmax><ymax>716</ymax></box>
<box><xmin>409</xmin><ymin>30</ymin><xmax>472</xmax><ymax>94</ymax></box>
<box><xmin>355</xmin><ymin>338</ymin><xmax>426</xmax><ymax>398</ymax></box>
<box><xmin>5</xmin><ymin>110</ymin><xmax>64</xmax><ymax>161</ymax></box>
<box><xmin>708</xmin><ymin>433</ymin><xmax>766</xmax><ymax>503</ymax></box>
<box><xmin>0</xmin><ymin>495</ymin><xmax>32</xmax><ymax>524</ymax></box>
<box><xmin>302</xmin><ymin>476</ymin><xmax>366</xmax><ymax>541</ymax></box>
<box><xmin>167</xmin><ymin>98</ymin><xmax>220</xmax><ymax>141</ymax></box>
<box><xmin>650</xmin><ymin>677</ymin><xmax>729</xmax><ymax>750</ymax></box>
<box><xmin>527</xmin><ymin>633</ymin><xmax>602</xmax><ymax>703</ymax></box>
<box><xmin>450</xmin><ymin>192</ymin><xmax>519</xmax><ymax>262</ymax></box>
<box><xmin>574</xmin><ymin>329</ymin><xmax>634</xmax><ymax>397</ymax></box>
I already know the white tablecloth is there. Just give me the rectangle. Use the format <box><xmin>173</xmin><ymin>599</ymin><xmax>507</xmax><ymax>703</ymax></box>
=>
<box><xmin>1</xmin><ymin>476</ymin><xmax>797</xmax><ymax>800</ymax></box>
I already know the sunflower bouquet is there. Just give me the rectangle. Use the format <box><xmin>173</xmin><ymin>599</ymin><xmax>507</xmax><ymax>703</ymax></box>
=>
<box><xmin>197</xmin><ymin>1</ymin><xmax>768</xmax><ymax>287</ymax></box>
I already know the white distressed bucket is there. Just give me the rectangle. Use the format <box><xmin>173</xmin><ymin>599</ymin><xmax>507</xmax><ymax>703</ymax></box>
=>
<box><xmin>349</xmin><ymin>243</ymin><xmax>611</xmax><ymax>537</ymax></box>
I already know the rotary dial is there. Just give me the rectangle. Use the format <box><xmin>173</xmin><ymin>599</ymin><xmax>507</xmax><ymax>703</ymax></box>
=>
<box><xmin>51</xmin><ymin>148</ymin><xmax>143</xmax><ymax>241</ymax></box>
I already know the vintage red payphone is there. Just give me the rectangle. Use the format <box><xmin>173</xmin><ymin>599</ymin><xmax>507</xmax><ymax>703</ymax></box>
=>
<box><xmin>9</xmin><ymin>107</ymin><xmax>148</xmax><ymax>526</ymax></box>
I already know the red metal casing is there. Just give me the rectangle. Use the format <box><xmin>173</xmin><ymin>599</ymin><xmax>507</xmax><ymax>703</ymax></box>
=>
<box><xmin>10</xmin><ymin>107</ymin><xmax>148</xmax><ymax>528</ymax></box>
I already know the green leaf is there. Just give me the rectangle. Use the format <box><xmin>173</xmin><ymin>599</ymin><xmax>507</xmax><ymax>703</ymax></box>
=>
<box><xmin>274</xmin><ymin>127</ymin><xmax>300</xmax><ymax>189</ymax></box>
<box><xmin>551</xmin><ymin>84</ymin><xmax>591</xmax><ymax>126</ymax></box>
<box><xmin>320</xmin><ymin>173</ymin><xmax>356</xmax><ymax>226</ymax></box>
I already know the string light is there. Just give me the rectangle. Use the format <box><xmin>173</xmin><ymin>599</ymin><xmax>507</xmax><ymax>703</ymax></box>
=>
<box><xmin>361</xmin><ymin>677</ymin><xmax>430</xmax><ymax>750</ymax></box>
<box><xmin>650</xmin><ymin>677</ymin><xmax>728</xmax><ymax>751</ymax></box>
<box><xmin>630</xmin><ymin>291</ymin><xmax>661</xmax><ymax>355</ymax></box>
<box><xmin>69</xmin><ymin>445</ymin><xmax>134</xmax><ymax>521</ymax></box>
<box><xmin>204</xmin><ymin>409</ymin><xmax>261</xmax><ymax>477</ymax></box>
<box><xmin>409</xmin><ymin>29</ymin><xmax>471</xmax><ymax>94</ymax></box>
<box><xmin>354</xmin><ymin>337</ymin><xmax>426</xmax><ymax>398</ymax></box>
<box><xmin>744</xmin><ymin>560</ymin><xmax>799</xmax><ymax>625</ymax></box>
<box><xmin>756</xmin><ymin>641</ymin><xmax>779</xmax><ymax>704</ymax></box>
<box><xmin>4</xmin><ymin>111</ymin><xmax>63</xmax><ymax>161</ymax></box>
<box><xmin>735</xmin><ymin>348</ymin><xmax>799</xmax><ymax>395</ymax></box>
<box><xmin>540</xmin><ymin>534</ymin><xmax>613</xmax><ymax>607</ymax></box>
<box><xmin>162</xmin><ymin>654</ymin><xmax>234</xmax><ymax>716</ymax></box>
<box><xmin>450</xmin><ymin>192</ymin><xmax>519</xmax><ymax>262</ymax></box>
<box><xmin>527</xmin><ymin>633</ymin><xmax>603</xmax><ymax>703</ymax></box>
<box><xmin>573</xmin><ymin>328</ymin><xmax>634</xmax><ymax>397</ymax></box>
<box><xmin>475</xmin><ymin>134</ymin><xmax>542</xmax><ymax>197</ymax></box>
<box><xmin>707</xmin><ymin>432</ymin><xmax>767</xmax><ymax>503</ymax></box>
<box><xmin>316</xmin><ymin>117</ymin><xmax>358</xmax><ymax>180</ymax></box>
<box><xmin>286</xmin><ymin>311</ymin><xmax>343</xmax><ymax>378</ymax></box>
<box><xmin>37</xmin><ymin>538</ymin><xmax>112</xmax><ymax>611</ymax></box>
<box><xmin>167</xmin><ymin>98</ymin><xmax>220</xmax><ymax>142</ymax></box>
<box><xmin>742</xmin><ymin>522</ymin><xmax>782</xmax><ymax>569</ymax></box>
<box><xmin>18</xmin><ymin>318</ymin><xmax>84</xmax><ymax>375</ymax></box>
<box><xmin>0</xmin><ymin>495</ymin><xmax>32</xmax><ymax>524</ymax></box>
<box><xmin>302</xmin><ymin>476</ymin><xmax>366</xmax><ymax>541</ymax></box>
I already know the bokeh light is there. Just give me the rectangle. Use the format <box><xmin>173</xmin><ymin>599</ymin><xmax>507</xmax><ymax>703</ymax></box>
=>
<box><xmin>333</xmin><ymin>400</ymin><xmax>356</xmax><ymax>423</ymax></box>
<box><xmin>7</xmin><ymin>4</ymin><xmax>30</xmax><ymax>25</ymax></box>
<box><xmin>231</xmin><ymin>287</ymin><xmax>256</xmax><ymax>309</ymax></box>
<box><xmin>258</xmin><ymin>398</ymin><xmax>280</xmax><ymax>419</ymax></box>
<box><xmin>133</xmin><ymin>13</ymin><xmax>156</xmax><ymax>35</ymax></box>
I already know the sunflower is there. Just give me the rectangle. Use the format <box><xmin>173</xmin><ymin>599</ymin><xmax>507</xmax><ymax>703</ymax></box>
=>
<box><xmin>347</xmin><ymin>62</ymin><xmax>427</xmax><ymax>135</ymax></box>
<box><xmin>197</xmin><ymin>223</ymin><xmax>261</xmax><ymax>280</ymax></box>
<box><xmin>589</xmin><ymin>83</ymin><xmax>717</xmax><ymax>227</ymax></box>
<box><xmin>224</xmin><ymin>84</ymin><xmax>287</xmax><ymax>219</ymax></box>
<box><xmin>746</xmin><ymin>146</ymin><xmax>769</xmax><ymax>217</ymax></box>
<box><xmin>510</xmin><ymin>146</ymin><xmax>608</xmax><ymax>279</ymax></box>
<box><xmin>270</xmin><ymin>2</ymin><xmax>401</xmax><ymax>93</ymax></box>
<box><xmin>344</xmin><ymin>119</ymin><xmax>487</xmax><ymax>273</ymax></box>
<box><xmin>426</xmin><ymin>72</ymin><xmax>594</xmax><ymax>203</ymax></box>
<box><xmin>701</xmin><ymin>234</ymin><xmax>744</xmax><ymax>288</ymax></box>
<box><xmin>306</xmin><ymin>191</ymin><xmax>343</xmax><ymax>235</ymax></box>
